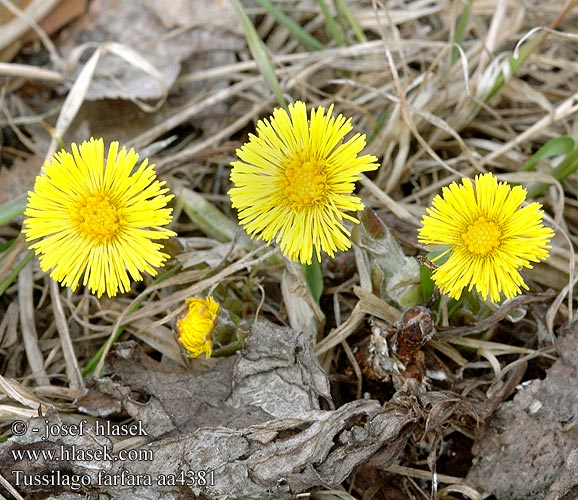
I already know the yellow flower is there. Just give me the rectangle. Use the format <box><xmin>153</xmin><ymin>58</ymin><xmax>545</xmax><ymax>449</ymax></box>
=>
<box><xmin>176</xmin><ymin>297</ymin><xmax>219</xmax><ymax>358</ymax></box>
<box><xmin>229</xmin><ymin>101</ymin><xmax>378</xmax><ymax>264</ymax></box>
<box><xmin>418</xmin><ymin>173</ymin><xmax>554</xmax><ymax>302</ymax></box>
<box><xmin>23</xmin><ymin>138</ymin><xmax>176</xmax><ymax>298</ymax></box>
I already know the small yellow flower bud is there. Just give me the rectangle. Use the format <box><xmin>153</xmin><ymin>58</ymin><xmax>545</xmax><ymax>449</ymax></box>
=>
<box><xmin>176</xmin><ymin>297</ymin><xmax>220</xmax><ymax>358</ymax></box>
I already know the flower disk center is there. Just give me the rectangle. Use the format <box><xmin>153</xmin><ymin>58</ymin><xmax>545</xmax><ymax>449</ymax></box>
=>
<box><xmin>77</xmin><ymin>193</ymin><xmax>121</xmax><ymax>243</ymax></box>
<box><xmin>462</xmin><ymin>216</ymin><xmax>501</xmax><ymax>256</ymax></box>
<box><xmin>281</xmin><ymin>154</ymin><xmax>327</xmax><ymax>208</ymax></box>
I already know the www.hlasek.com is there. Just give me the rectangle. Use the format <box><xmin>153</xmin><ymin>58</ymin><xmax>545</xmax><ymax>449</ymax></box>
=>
<box><xmin>12</xmin><ymin>444</ymin><xmax>153</xmax><ymax>462</ymax></box>
<box><xmin>10</xmin><ymin>419</ymin><xmax>215</xmax><ymax>490</ymax></box>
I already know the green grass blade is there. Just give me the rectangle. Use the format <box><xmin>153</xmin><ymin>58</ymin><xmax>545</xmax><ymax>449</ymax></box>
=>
<box><xmin>522</xmin><ymin>136</ymin><xmax>576</xmax><ymax>172</ymax></box>
<box><xmin>255</xmin><ymin>0</ymin><xmax>324</xmax><ymax>51</ymax></box>
<box><xmin>0</xmin><ymin>250</ymin><xmax>34</xmax><ymax>297</ymax></box>
<box><xmin>0</xmin><ymin>194</ymin><xmax>27</xmax><ymax>226</ymax></box>
<box><xmin>367</xmin><ymin>107</ymin><xmax>390</xmax><ymax>146</ymax></box>
<box><xmin>484</xmin><ymin>1</ymin><xmax>578</xmax><ymax>102</ymax></box>
<box><xmin>0</xmin><ymin>239</ymin><xmax>15</xmax><ymax>253</ymax></box>
<box><xmin>522</xmin><ymin>136</ymin><xmax>578</xmax><ymax>198</ymax></box>
<box><xmin>333</xmin><ymin>0</ymin><xmax>366</xmax><ymax>43</ymax></box>
<box><xmin>451</xmin><ymin>0</ymin><xmax>473</xmax><ymax>65</ymax></box>
<box><xmin>316</xmin><ymin>0</ymin><xmax>346</xmax><ymax>46</ymax></box>
<box><xmin>231</xmin><ymin>0</ymin><xmax>287</xmax><ymax>108</ymax></box>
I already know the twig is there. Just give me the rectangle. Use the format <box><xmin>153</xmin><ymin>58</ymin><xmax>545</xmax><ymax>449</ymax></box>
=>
<box><xmin>436</xmin><ymin>291</ymin><xmax>557</xmax><ymax>339</ymax></box>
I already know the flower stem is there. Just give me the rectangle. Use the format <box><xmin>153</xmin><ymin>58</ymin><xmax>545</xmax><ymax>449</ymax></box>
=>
<box><xmin>212</xmin><ymin>339</ymin><xmax>245</xmax><ymax>357</ymax></box>
<box><xmin>303</xmin><ymin>255</ymin><xmax>323</xmax><ymax>303</ymax></box>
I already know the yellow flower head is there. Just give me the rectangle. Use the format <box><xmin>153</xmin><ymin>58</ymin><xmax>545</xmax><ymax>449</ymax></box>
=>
<box><xmin>418</xmin><ymin>173</ymin><xmax>554</xmax><ymax>302</ymax></box>
<box><xmin>229</xmin><ymin>101</ymin><xmax>378</xmax><ymax>264</ymax></box>
<box><xmin>23</xmin><ymin>138</ymin><xmax>176</xmax><ymax>298</ymax></box>
<box><xmin>176</xmin><ymin>297</ymin><xmax>220</xmax><ymax>358</ymax></box>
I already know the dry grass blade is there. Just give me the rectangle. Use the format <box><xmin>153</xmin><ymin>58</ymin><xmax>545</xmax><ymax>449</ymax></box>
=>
<box><xmin>438</xmin><ymin>291</ymin><xmax>557</xmax><ymax>339</ymax></box>
<box><xmin>0</xmin><ymin>0</ymin><xmax>61</xmax><ymax>63</ymax></box>
<box><xmin>0</xmin><ymin>375</ymin><xmax>41</xmax><ymax>410</ymax></box>
<box><xmin>316</xmin><ymin>303</ymin><xmax>365</xmax><ymax>356</ymax></box>
<box><xmin>481</xmin><ymin>90</ymin><xmax>578</xmax><ymax>166</ymax></box>
<box><xmin>129</xmin><ymin>77</ymin><xmax>261</xmax><ymax>149</ymax></box>
<box><xmin>49</xmin><ymin>41</ymin><xmax>169</xmax><ymax>159</ymax></box>
<box><xmin>47</xmin><ymin>44</ymin><xmax>102</xmax><ymax>160</ymax></box>
<box><xmin>381</xmin><ymin>464</ymin><xmax>465</xmax><ymax>485</ymax></box>
<box><xmin>102</xmin><ymin>41</ymin><xmax>169</xmax><ymax>111</ymax></box>
<box><xmin>0</xmin><ymin>404</ymin><xmax>38</xmax><ymax>420</ymax></box>
<box><xmin>360</xmin><ymin>174</ymin><xmax>419</xmax><ymax>224</ymax></box>
<box><xmin>129</xmin><ymin>320</ymin><xmax>182</xmax><ymax>364</ymax></box>
<box><xmin>447</xmin><ymin>337</ymin><xmax>536</xmax><ymax>356</ymax></box>
<box><xmin>156</xmin><ymin>98</ymin><xmax>274</xmax><ymax>172</ymax></box>
<box><xmin>354</xmin><ymin>286</ymin><xmax>400</xmax><ymax>323</ymax></box>
<box><xmin>17</xmin><ymin>264</ymin><xmax>49</xmax><ymax>386</ymax></box>
<box><xmin>0</xmin><ymin>62</ymin><xmax>63</xmax><ymax>82</ymax></box>
<box><xmin>50</xmin><ymin>280</ymin><xmax>84</xmax><ymax>391</ymax></box>
<box><xmin>0</xmin><ymin>470</ymin><xmax>25</xmax><ymax>500</ymax></box>
<box><xmin>310</xmin><ymin>490</ymin><xmax>358</xmax><ymax>500</ymax></box>
<box><xmin>437</xmin><ymin>484</ymin><xmax>484</xmax><ymax>500</ymax></box>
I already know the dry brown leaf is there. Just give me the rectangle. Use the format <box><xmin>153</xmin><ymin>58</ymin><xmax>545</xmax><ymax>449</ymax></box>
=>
<box><xmin>0</xmin><ymin>0</ymin><xmax>57</xmax><ymax>61</ymax></box>
<box><xmin>77</xmin><ymin>322</ymin><xmax>331</xmax><ymax>436</ymax></box>
<box><xmin>58</xmin><ymin>0</ymin><xmax>242</xmax><ymax>102</ymax></box>
<box><xmin>0</xmin><ymin>323</ymin><xmax>495</xmax><ymax>499</ymax></box>
<box><xmin>0</xmin><ymin>154</ymin><xmax>40</xmax><ymax>205</ymax></box>
<box><xmin>0</xmin><ymin>398</ymin><xmax>417</xmax><ymax>499</ymax></box>
<box><xmin>0</xmin><ymin>378</ymin><xmax>492</xmax><ymax>499</ymax></box>
<box><xmin>20</xmin><ymin>0</ymin><xmax>87</xmax><ymax>44</ymax></box>
<box><xmin>142</xmin><ymin>0</ymin><xmax>237</xmax><ymax>30</ymax></box>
